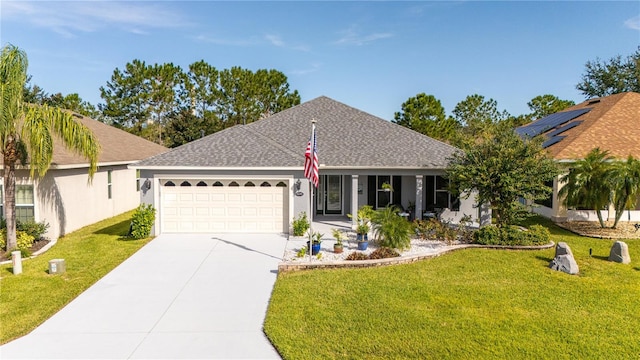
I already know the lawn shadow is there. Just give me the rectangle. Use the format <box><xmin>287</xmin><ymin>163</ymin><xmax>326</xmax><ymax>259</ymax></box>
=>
<box><xmin>592</xmin><ymin>255</ymin><xmax>609</xmax><ymax>261</ymax></box>
<box><xmin>535</xmin><ymin>255</ymin><xmax>553</xmax><ymax>263</ymax></box>
<box><xmin>95</xmin><ymin>219</ymin><xmax>131</xmax><ymax>237</ymax></box>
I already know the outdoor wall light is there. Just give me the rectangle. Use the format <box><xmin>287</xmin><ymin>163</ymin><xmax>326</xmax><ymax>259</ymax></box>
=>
<box><xmin>294</xmin><ymin>179</ymin><xmax>303</xmax><ymax>196</ymax></box>
<box><xmin>142</xmin><ymin>179</ymin><xmax>152</xmax><ymax>195</ymax></box>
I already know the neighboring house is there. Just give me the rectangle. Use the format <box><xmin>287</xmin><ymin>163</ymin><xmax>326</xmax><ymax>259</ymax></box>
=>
<box><xmin>0</xmin><ymin>113</ymin><xmax>168</xmax><ymax>240</ymax></box>
<box><xmin>516</xmin><ymin>91</ymin><xmax>640</xmax><ymax>222</ymax></box>
<box><xmin>133</xmin><ymin>96</ymin><xmax>484</xmax><ymax>236</ymax></box>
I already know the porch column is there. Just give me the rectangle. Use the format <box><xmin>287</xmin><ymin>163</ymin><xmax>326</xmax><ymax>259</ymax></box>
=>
<box><xmin>415</xmin><ymin>175</ymin><xmax>423</xmax><ymax>220</ymax></box>
<box><xmin>351</xmin><ymin>175</ymin><xmax>359</xmax><ymax>230</ymax></box>
<box><xmin>553</xmin><ymin>175</ymin><xmax>568</xmax><ymax>222</ymax></box>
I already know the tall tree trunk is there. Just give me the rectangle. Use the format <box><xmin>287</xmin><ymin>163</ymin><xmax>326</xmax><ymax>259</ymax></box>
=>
<box><xmin>612</xmin><ymin>196</ymin><xmax>628</xmax><ymax>229</ymax></box>
<box><xmin>4</xmin><ymin>158</ymin><xmax>17</xmax><ymax>251</ymax></box>
<box><xmin>3</xmin><ymin>137</ymin><xmax>20</xmax><ymax>251</ymax></box>
<box><xmin>596</xmin><ymin>208</ymin><xmax>606</xmax><ymax>229</ymax></box>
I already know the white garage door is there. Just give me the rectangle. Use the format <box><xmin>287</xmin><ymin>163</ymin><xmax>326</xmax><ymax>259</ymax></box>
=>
<box><xmin>160</xmin><ymin>180</ymin><xmax>289</xmax><ymax>233</ymax></box>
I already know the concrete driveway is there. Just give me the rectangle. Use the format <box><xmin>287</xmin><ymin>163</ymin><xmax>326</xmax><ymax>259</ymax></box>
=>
<box><xmin>0</xmin><ymin>233</ymin><xmax>288</xmax><ymax>359</ymax></box>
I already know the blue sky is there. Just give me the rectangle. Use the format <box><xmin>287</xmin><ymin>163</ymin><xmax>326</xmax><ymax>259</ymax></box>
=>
<box><xmin>2</xmin><ymin>1</ymin><xmax>639</xmax><ymax>120</ymax></box>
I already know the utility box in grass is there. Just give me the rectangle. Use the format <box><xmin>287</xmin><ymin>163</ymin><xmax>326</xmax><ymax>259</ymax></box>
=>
<box><xmin>49</xmin><ymin>259</ymin><xmax>66</xmax><ymax>274</ymax></box>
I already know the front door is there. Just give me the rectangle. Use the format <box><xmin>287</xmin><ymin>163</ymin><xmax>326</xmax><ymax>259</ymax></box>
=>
<box><xmin>317</xmin><ymin>175</ymin><xmax>342</xmax><ymax>215</ymax></box>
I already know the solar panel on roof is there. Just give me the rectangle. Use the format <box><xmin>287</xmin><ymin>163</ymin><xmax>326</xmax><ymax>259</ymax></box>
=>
<box><xmin>546</xmin><ymin>121</ymin><xmax>583</xmax><ymax>138</ymax></box>
<box><xmin>516</xmin><ymin>108</ymin><xmax>591</xmax><ymax>138</ymax></box>
<box><xmin>542</xmin><ymin>136</ymin><xmax>565</xmax><ymax>148</ymax></box>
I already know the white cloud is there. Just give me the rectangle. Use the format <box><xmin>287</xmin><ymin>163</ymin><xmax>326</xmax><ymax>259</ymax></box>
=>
<box><xmin>265</xmin><ymin>34</ymin><xmax>285</xmax><ymax>47</ymax></box>
<box><xmin>333</xmin><ymin>26</ymin><xmax>393</xmax><ymax>46</ymax></box>
<box><xmin>264</xmin><ymin>34</ymin><xmax>310</xmax><ymax>52</ymax></box>
<box><xmin>290</xmin><ymin>62</ymin><xmax>322</xmax><ymax>76</ymax></box>
<box><xmin>624</xmin><ymin>15</ymin><xmax>640</xmax><ymax>30</ymax></box>
<box><xmin>1</xmin><ymin>1</ymin><xmax>190</xmax><ymax>36</ymax></box>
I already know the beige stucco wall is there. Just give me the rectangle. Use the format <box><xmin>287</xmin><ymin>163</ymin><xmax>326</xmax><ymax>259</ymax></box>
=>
<box><xmin>29</xmin><ymin>165</ymin><xmax>140</xmax><ymax>240</ymax></box>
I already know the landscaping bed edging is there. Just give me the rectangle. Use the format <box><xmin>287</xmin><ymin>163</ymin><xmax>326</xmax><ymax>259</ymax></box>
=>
<box><xmin>278</xmin><ymin>241</ymin><xmax>555</xmax><ymax>272</ymax></box>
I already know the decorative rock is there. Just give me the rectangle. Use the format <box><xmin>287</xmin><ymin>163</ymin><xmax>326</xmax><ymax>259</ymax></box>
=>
<box><xmin>608</xmin><ymin>241</ymin><xmax>631</xmax><ymax>264</ymax></box>
<box><xmin>549</xmin><ymin>254</ymin><xmax>579</xmax><ymax>275</ymax></box>
<box><xmin>554</xmin><ymin>242</ymin><xmax>574</xmax><ymax>257</ymax></box>
<box><xmin>549</xmin><ymin>243</ymin><xmax>579</xmax><ymax>275</ymax></box>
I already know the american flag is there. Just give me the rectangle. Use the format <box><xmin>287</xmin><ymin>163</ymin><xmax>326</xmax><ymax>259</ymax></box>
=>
<box><xmin>304</xmin><ymin>123</ymin><xmax>319</xmax><ymax>188</ymax></box>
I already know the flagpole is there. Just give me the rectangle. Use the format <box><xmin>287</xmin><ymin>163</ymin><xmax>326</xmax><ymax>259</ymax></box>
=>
<box><xmin>309</xmin><ymin>118</ymin><xmax>316</xmax><ymax>263</ymax></box>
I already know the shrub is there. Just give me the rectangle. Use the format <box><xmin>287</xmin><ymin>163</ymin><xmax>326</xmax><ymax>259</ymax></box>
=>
<box><xmin>129</xmin><ymin>204</ymin><xmax>156</xmax><ymax>239</ymax></box>
<box><xmin>17</xmin><ymin>220</ymin><xmax>50</xmax><ymax>240</ymax></box>
<box><xmin>371</xmin><ymin>206</ymin><xmax>413</xmax><ymax>250</ymax></box>
<box><xmin>524</xmin><ymin>224</ymin><xmax>551</xmax><ymax>245</ymax></box>
<box><xmin>368</xmin><ymin>247</ymin><xmax>400</xmax><ymax>259</ymax></box>
<box><xmin>474</xmin><ymin>226</ymin><xmax>501</xmax><ymax>245</ymax></box>
<box><xmin>474</xmin><ymin>224</ymin><xmax>551</xmax><ymax>246</ymax></box>
<box><xmin>292</xmin><ymin>212</ymin><xmax>310</xmax><ymax>236</ymax></box>
<box><xmin>0</xmin><ymin>229</ymin><xmax>35</xmax><ymax>257</ymax></box>
<box><xmin>345</xmin><ymin>252</ymin><xmax>369</xmax><ymax>261</ymax></box>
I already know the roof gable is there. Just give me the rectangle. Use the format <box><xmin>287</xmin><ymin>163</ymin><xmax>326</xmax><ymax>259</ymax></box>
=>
<box><xmin>136</xmin><ymin>96</ymin><xmax>459</xmax><ymax>169</ymax></box>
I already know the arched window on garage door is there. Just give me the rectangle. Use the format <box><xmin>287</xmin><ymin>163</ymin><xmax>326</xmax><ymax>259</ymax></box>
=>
<box><xmin>244</xmin><ymin>181</ymin><xmax>255</xmax><ymax>187</ymax></box>
<box><xmin>196</xmin><ymin>181</ymin><xmax>207</xmax><ymax>186</ymax></box>
<box><xmin>260</xmin><ymin>182</ymin><xmax>271</xmax><ymax>187</ymax></box>
<box><xmin>180</xmin><ymin>181</ymin><xmax>192</xmax><ymax>186</ymax></box>
<box><xmin>213</xmin><ymin>181</ymin><xmax>223</xmax><ymax>187</ymax></box>
<box><xmin>164</xmin><ymin>181</ymin><xmax>175</xmax><ymax>186</ymax></box>
<box><xmin>229</xmin><ymin>181</ymin><xmax>239</xmax><ymax>187</ymax></box>
<box><xmin>276</xmin><ymin>182</ymin><xmax>287</xmax><ymax>187</ymax></box>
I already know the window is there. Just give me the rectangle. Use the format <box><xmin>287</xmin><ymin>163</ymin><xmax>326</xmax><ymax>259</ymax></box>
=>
<box><xmin>164</xmin><ymin>181</ymin><xmax>176</xmax><ymax>186</ymax></box>
<box><xmin>229</xmin><ymin>181</ymin><xmax>239</xmax><ymax>187</ymax></box>
<box><xmin>180</xmin><ymin>181</ymin><xmax>192</xmax><ymax>187</ymax></box>
<box><xmin>136</xmin><ymin>169</ymin><xmax>141</xmax><ymax>192</ymax></box>
<box><xmin>260</xmin><ymin>182</ymin><xmax>271</xmax><ymax>187</ymax></box>
<box><xmin>196</xmin><ymin>181</ymin><xmax>207</xmax><ymax>187</ymax></box>
<box><xmin>0</xmin><ymin>185</ymin><xmax>35</xmax><ymax>223</ymax></box>
<box><xmin>276</xmin><ymin>182</ymin><xmax>287</xmax><ymax>187</ymax></box>
<box><xmin>213</xmin><ymin>181</ymin><xmax>223</xmax><ymax>187</ymax></box>
<box><xmin>244</xmin><ymin>181</ymin><xmax>255</xmax><ymax>187</ymax></box>
<box><xmin>425</xmin><ymin>176</ymin><xmax>459</xmax><ymax>211</ymax></box>
<box><xmin>107</xmin><ymin>170</ymin><xmax>112</xmax><ymax>199</ymax></box>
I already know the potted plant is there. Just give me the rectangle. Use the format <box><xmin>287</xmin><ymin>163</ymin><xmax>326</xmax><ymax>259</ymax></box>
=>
<box><xmin>348</xmin><ymin>205</ymin><xmax>374</xmax><ymax>251</ymax></box>
<box><xmin>356</xmin><ymin>223</ymin><xmax>370</xmax><ymax>250</ymax></box>
<box><xmin>381</xmin><ymin>182</ymin><xmax>393</xmax><ymax>192</ymax></box>
<box><xmin>331</xmin><ymin>228</ymin><xmax>345</xmax><ymax>253</ymax></box>
<box><xmin>306</xmin><ymin>230</ymin><xmax>323</xmax><ymax>255</ymax></box>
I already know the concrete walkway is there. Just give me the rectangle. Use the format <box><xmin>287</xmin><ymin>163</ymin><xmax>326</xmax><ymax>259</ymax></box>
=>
<box><xmin>0</xmin><ymin>234</ymin><xmax>288</xmax><ymax>359</ymax></box>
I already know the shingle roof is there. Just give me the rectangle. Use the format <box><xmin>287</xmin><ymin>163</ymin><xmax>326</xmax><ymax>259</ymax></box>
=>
<box><xmin>135</xmin><ymin>96</ymin><xmax>459</xmax><ymax>169</ymax></box>
<box><xmin>46</xmin><ymin>113</ymin><xmax>168</xmax><ymax>167</ymax></box>
<box><xmin>519</xmin><ymin>92</ymin><xmax>640</xmax><ymax>161</ymax></box>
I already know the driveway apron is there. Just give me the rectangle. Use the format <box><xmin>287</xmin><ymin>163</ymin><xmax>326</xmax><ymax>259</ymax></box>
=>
<box><xmin>0</xmin><ymin>233</ymin><xmax>287</xmax><ymax>359</ymax></box>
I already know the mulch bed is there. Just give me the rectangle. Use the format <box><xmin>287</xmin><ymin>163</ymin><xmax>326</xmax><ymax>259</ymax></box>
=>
<box><xmin>557</xmin><ymin>221</ymin><xmax>640</xmax><ymax>239</ymax></box>
<box><xmin>0</xmin><ymin>238</ymin><xmax>51</xmax><ymax>262</ymax></box>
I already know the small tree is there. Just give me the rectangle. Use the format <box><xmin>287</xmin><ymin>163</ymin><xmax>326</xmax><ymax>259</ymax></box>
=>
<box><xmin>446</xmin><ymin>123</ymin><xmax>560</xmax><ymax>227</ymax></box>
<box><xmin>609</xmin><ymin>155</ymin><xmax>640</xmax><ymax>228</ymax></box>
<box><xmin>559</xmin><ymin>148</ymin><xmax>613</xmax><ymax>228</ymax></box>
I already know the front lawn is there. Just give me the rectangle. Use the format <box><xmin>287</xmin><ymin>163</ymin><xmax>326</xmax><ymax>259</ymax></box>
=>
<box><xmin>264</xmin><ymin>218</ymin><xmax>640</xmax><ymax>359</ymax></box>
<box><xmin>0</xmin><ymin>211</ymin><xmax>152</xmax><ymax>344</ymax></box>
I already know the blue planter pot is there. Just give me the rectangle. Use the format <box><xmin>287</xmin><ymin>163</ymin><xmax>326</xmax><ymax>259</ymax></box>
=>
<box><xmin>307</xmin><ymin>241</ymin><xmax>321</xmax><ymax>255</ymax></box>
<box><xmin>356</xmin><ymin>234</ymin><xmax>368</xmax><ymax>250</ymax></box>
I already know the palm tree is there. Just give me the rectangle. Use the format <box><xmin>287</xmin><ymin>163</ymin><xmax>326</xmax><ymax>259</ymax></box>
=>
<box><xmin>559</xmin><ymin>148</ymin><xmax>613</xmax><ymax>228</ymax></box>
<box><xmin>610</xmin><ymin>156</ymin><xmax>640</xmax><ymax>228</ymax></box>
<box><xmin>1</xmin><ymin>44</ymin><xmax>99</xmax><ymax>251</ymax></box>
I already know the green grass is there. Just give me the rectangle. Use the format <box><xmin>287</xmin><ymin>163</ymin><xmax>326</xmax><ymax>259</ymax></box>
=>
<box><xmin>0</xmin><ymin>211</ymin><xmax>152</xmax><ymax>344</ymax></box>
<box><xmin>265</xmin><ymin>217</ymin><xmax>640</xmax><ymax>359</ymax></box>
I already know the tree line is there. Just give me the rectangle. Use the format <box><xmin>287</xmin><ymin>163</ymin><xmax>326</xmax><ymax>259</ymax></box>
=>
<box><xmin>23</xmin><ymin>46</ymin><xmax>639</xmax><ymax>149</ymax></box>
